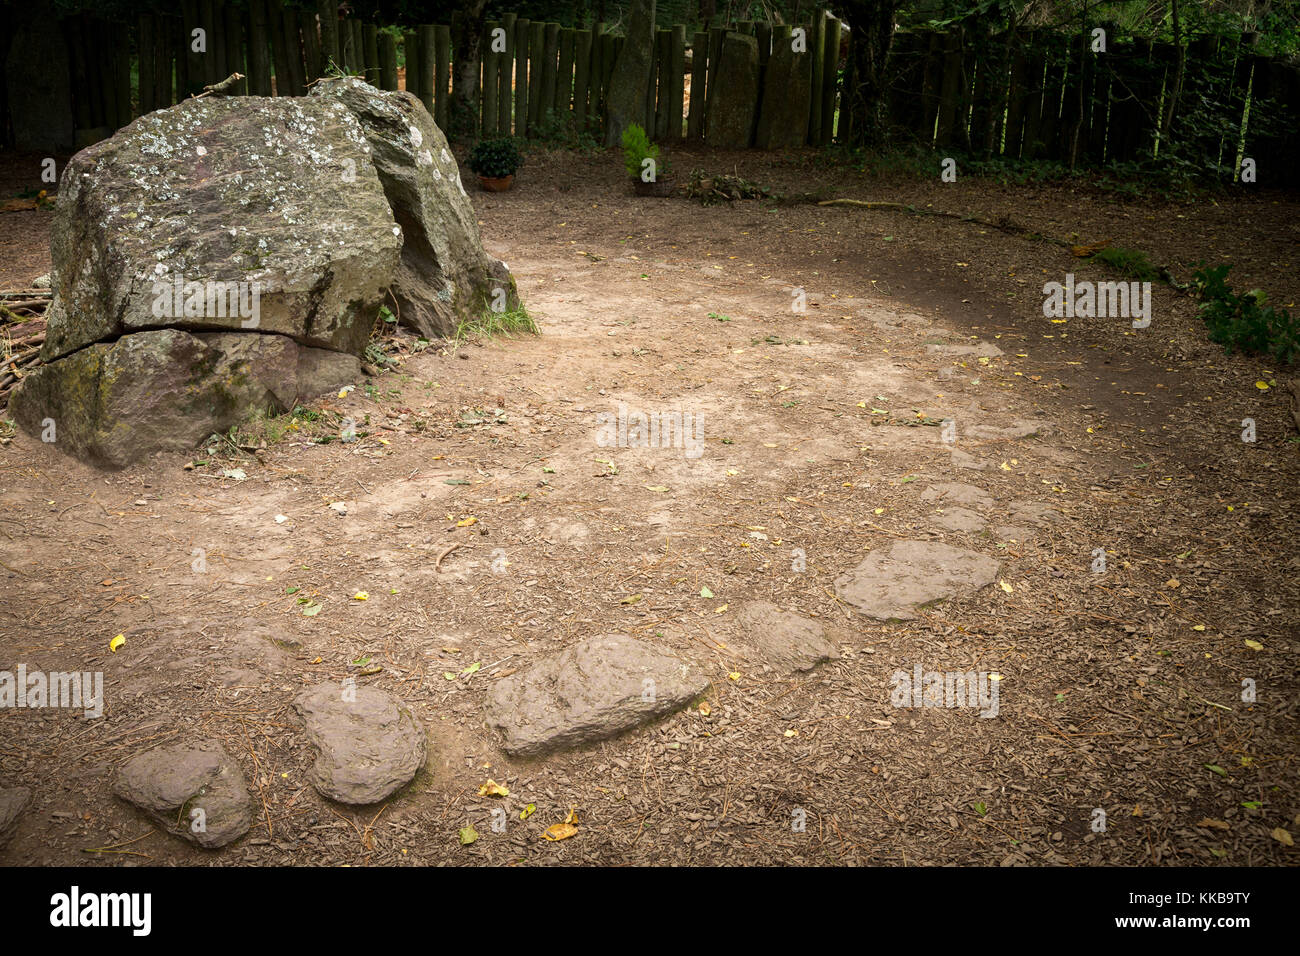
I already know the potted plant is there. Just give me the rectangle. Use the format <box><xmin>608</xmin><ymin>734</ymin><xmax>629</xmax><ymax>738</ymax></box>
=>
<box><xmin>622</xmin><ymin>123</ymin><xmax>674</xmax><ymax>197</ymax></box>
<box><xmin>467</xmin><ymin>137</ymin><xmax>522</xmax><ymax>191</ymax></box>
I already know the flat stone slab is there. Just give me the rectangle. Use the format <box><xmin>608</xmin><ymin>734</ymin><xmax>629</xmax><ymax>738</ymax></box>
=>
<box><xmin>734</xmin><ymin>602</ymin><xmax>839</xmax><ymax>674</ymax></box>
<box><xmin>1008</xmin><ymin>500</ymin><xmax>1063</xmax><ymax>525</ymax></box>
<box><xmin>926</xmin><ymin>341</ymin><xmax>1004</xmax><ymax>358</ymax></box>
<box><xmin>485</xmin><ymin>634</ymin><xmax>709</xmax><ymax>757</ymax></box>
<box><xmin>933</xmin><ymin>506</ymin><xmax>987</xmax><ymax>533</ymax></box>
<box><xmin>835</xmin><ymin>540</ymin><xmax>1000</xmax><ymax>621</ymax></box>
<box><xmin>920</xmin><ymin>482</ymin><xmax>994</xmax><ymax>510</ymax></box>
<box><xmin>295</xmin><ymin>683</ymin><xmax>427</xmax><ymax>805</ymax></box>
<box><xmin>966</xmin><ymin>420</ymin><xmax>1049</xmax><ymax>440</ymax></box>
<box><xmin>113</xmin><ymin>740</ymin><xmax>252</xmax><ymax>848</ymax></box>
<box><xmin>0</xmin><ymin>785</ymin><xmax>32</xmax><ymax>847</ymax></box>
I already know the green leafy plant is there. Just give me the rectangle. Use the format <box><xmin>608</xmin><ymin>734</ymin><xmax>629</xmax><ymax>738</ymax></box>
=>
<box><xmin>621</xmin><ymin>123</ymin><xmax>670</xmax><ymax>180</ymax></box>
<box><xmin>1092</xmin><ymin>246</ymin><xmax>1160</xmax><ymax>282</ymax></box>
<box><xmin>467</xmin><ymin>138</ymin><xmax>523</xmax><ymax>179</ymax></box>
<box><xmin>1192</xmin><ymin>263</ymin><xmax>1300</xmax><ymax>365</ymax></box>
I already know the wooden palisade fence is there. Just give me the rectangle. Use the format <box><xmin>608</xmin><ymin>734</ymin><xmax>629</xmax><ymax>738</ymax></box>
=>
<box><xmin>17</xmin><ymin>3</ymin><xmax>1299</xmax><ymax>185</ymax></box>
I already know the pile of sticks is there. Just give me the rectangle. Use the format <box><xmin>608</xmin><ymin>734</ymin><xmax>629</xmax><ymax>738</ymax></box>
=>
<box><xmin>1</xmin><ymin>288</ymin><xmax>51</xmax><ymax>405</ymax></box>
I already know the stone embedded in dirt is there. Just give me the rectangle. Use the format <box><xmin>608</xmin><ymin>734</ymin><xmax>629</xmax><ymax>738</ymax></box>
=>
<box><xmin>0</xmin><ymin>785</ymin><xmax>32</xmax><ymax>847</ymax></box>
<box><xmin>920</xmin><ymin>482</ymin><xmax>994</xmax><ymax>510</ymax></box>
<box><xmin>947</xmin><ymin>448</ymin><xmax>989</xmax><ymax>471</ymax></box>
<box><xmin>926</xmin><ymin>341</ymin><xmax>1005</xmax><ymax>358</ymax></box>
<box><xmin>733</xmin><ymin>602</ymin><xmax>839</xmax><ymax>674</ymax></box>
<box><xmin>965</xmin><ymin>419</ymin><xmax>1050</xmax><ymax>440</ymax></box>
<box><xmin>835</xmin><ymin>540</ymin><xmax>1000</xmax><ymax>621</ymax></box>
<box><xmin>112</xmin><ymin>740</ymin><xmax>253</xmax><ymax>848</ymax></box>
<box><xmin>933</xmin><ymin>506</ymin><xmax>987</xmax><ymax>533</ymax></box>
<box><xmin>484</xmin><ymin>633</ymin><xmax>709</xmax><ymax>757</ymax></box>
<box><xmin>11</xmin><ymin>329</ymin><xmax>357</xmax><ymax>469</ymax></box>
<box><xmin>705</xmin><ymin>33</ymin><xmax>761</xmax><ymax>149</ymax></box>
<box><xmin>294</xmin><ymin>683</ymin><xmax>427</xmax><ymax>804</ymax></box>
<box><xmin>311</xmin><ymin>77</ymin><xmax>517</xmax><ymax>340</ymax></box>
<box><xmin>1007</xmin><ymin>500</ymin><xmax>1063</xmax><ymax>525</ymax></box>
<box><xmin>755</xmin><ymin>33</ymin><xmax>812</xmax><ymax>149</ymax></box>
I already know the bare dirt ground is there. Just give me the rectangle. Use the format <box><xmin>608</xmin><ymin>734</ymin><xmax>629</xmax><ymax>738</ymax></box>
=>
<box><xmin>0</xmin><ymin>147</ymin><xmax>1297</xmax><ymax>866</ymax></box>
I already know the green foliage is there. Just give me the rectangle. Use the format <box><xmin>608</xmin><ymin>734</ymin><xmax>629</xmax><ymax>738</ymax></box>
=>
<box><xmin>454</xmin><ymin>305</ymin><xmax>538</xmax><ymax>343</ymax></box>
<box><xmin>1092</xmin><ymin>246</ymin><xmax>1159</xmax><ymax>282</ymax></box>
<box><xmin>1192</xmin><ymin>264</ymin><xmax>1300</xmax><ymax>365</ymax></box>
<box><xmin>467</xmin><ymin>137</ymin><xmax>523</xmax><ymax>178</ymax></box>
<box><xmin>621</xmin><ymin>123</ymin><xmax>669</xmax><ymax>179</ymax></box>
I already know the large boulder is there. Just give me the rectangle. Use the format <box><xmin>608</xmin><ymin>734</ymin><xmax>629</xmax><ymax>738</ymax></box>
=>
<box><xmin>39</xmin><ymin>95</ymin><xmax>400</xmax><ymax>362</ymax></box>
<box><xmin>310</xmin><ymin>77</ymin><xmax>516</xmax><ymax>340</ymax></box>
<box><xmin>16</xmin><ymin>82</ymin><xmax>520</xmax><ymax>468</ymax></box>
<box><xmin>11</xmin><ymin>329</ymin><xmax>358</xmax><ymax>469</ymax></box>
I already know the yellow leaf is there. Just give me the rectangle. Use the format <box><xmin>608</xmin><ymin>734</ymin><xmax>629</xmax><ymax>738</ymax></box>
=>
<box><xmin>1166</xmin><ymin>578</ymin><xmax>1180</xmax><ymax>588</ymax></box>
<box><xmin>620</xmin><ymin>594</ymin><xmax>643</xmax><ymax>605</ymax></box>
<box><xmin>728</xmin><ymin>672</ymin><xmax>741</xmax><ymax>681</ymax></box>
<box><xmin>1245</xmin><ymin>639</ymin><xmax>1264</xmax><ymax>651</ymax></box>
<box><xmin>1192</xmin><ymin>624</ymin><xmax>1206</xmax><ymax>631</ymax></box>
<box><xmin>698</xmin><ymin>701</ymin><xmax>711</xmax><ymax>716</ymax></box>
<box><xmin>456</xmin><ymin>516</ymin><xmax>478</xmax><ymax>528</ymax></box>
<box><xmin>873</xmin><ymin>507</ymin><xmax>884</xmax><ymax>515</ymax></box>
<box><xmin>1271</xmin><ymin>827</ymin><xmax>1294</xmax><ymax>846</ymax></box>
<box><xmin>353</xmin><ymin>591</ymin><xmax>368</xmax><ymax>600</ymax></box>
<box><xmin>726</xmin><ymin>469</ymin><xmax>738</xmax><ymax>476</ymax></box>
<box><xmin>999</xmin><ymin>461</ymin><xmax>1011</xmax><ymax>471</ymax></box>
<box><xmin>478</xmin><ymin>779</ymin><xmax>510</xmax><ymax>797</ymax></box>
<box><xmin>1255</xmin><ymin>381</ymin><xmax>1270</xmax><ymax>390</ymax></box>
<box><xmin>520</xmin><ymin>803</ymin><xmax>536</xmax><ymax>820</ymax></box>
<box><xmin>543</xmin><ymin>823</ymin><xmax>578</xmax><ymax>841</ymax></box>
<box><xmin>443</xmin><ymin>672</ymin><xmax>457</xmax><ymax>680</ymax></box>
<box><xmin>783</xmin><ymin>729</ymin><xmax>798</xmax><ymax>737</ymax></box>
<box><xmin>714</xmin><ymin>604</ymin><xmax>729</xmax><ymax>613</ymax></box>
<box><xmin>999</xmin><ymin>580</ymin><xmax>1014</xmax><ymax>593</ymax></box>
<box><xmin>109</xmin><ymin>634</ymin><xmax>125</xmax><ymax>653</ymax></box>
<box><xmin>563</xmin><ymin>806</ymin><xmax>579</xmax><ymax>825</ymax></box>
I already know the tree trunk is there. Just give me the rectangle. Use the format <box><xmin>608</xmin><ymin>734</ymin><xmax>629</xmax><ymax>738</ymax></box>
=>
<box><xmin>451</xmin><ymin>0</ymin><xmax>488</xmax><ymax>139</ymax></box>
<box><xmin>836</xmin><ymin>0</ymin><xmax>898</xmax><ymax>147</ymax></box>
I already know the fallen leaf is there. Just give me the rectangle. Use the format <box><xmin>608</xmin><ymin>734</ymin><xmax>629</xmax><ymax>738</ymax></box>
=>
<box><xmin>620</xmin><ymin>594</ymin><xmax>643</xmax><ymax>605</ymax></box>
<box><xmin>700</xmin><ymin>586</ymin><xmax>714</xmax><ymax>598</ymax></box>
<box><xmin>109</xmin><ymin>634</ymin><xmax>125</xmax><ymax>653</ymax></box>
<box><xmin>353</xmin><ymin>591</ymin><xmax>368</xmax><ymax>601</ymax></box>
<box><xmin>478</xmin><ymin>780</ymin><xmax>509</xmax><ymax>797</ymax></box>
<box><xmin>456</xmin><ymin>516</ymin><xmax>478</xmax><ymax>528</ymax></box>
<box><xmin>1195</xmin><ymin>818</ymin><xmax>1231</xmax><ymax>830</ymax></box>
<box><xmin>543</xmin><ymin>823</ymin><xmax>578</xmax><ymax>841</ymax></box>
<box><xmin>459</xmin><ymin>826</ymin><xmax>478</xmax><ymax>846</ymax></box>
<box><xmin>999</xmin><ymin>580</ymin><xmax>1014</xmax><ymax>593</ymax></box>
<box><xmin>520</xmin><ymin>803</ymin><xmax>536</xmax><ymax>820</ymax></box>
<box><xmin>698</xmin><ymin>701</ymin><xmax>711</xmax><ymax>716</ymax></box>
<box><xmin>1244</xmin><ymin>639</ymin><xmax>1264</xmax><ymax>651</ymax></box>
<box><xmin>1271</xmin><ymin>827</ymin><xmax>1294</xmax><ymax>846</ymax></box>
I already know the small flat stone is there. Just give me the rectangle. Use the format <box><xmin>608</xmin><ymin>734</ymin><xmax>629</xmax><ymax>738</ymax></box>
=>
<box><xmin>733</xmin><ymin>602</ymin><xmax>839</xmax><ymax>674</ymax></box>
<box><xmin>933</xmin><ymin>506</ymin><xmax>987</xmax><ymax>532</ymax></box>
<box><xmin>295</xmin><ymin>683</ymin><xmax>427</xmax><ymax>805</ymax></box>
<box><xmin>1008</xmin><ymin>500</ymin><xmax>1063</xmax><ymax>525</ymax></box>
<box><xmin>926</xmin><ymin>341</ymin><xmax>1004</xmax><ymax>358</ymax></box>
<box><xmin>113</xmin><ymin>740</ymin><xmax>252</xmax><ymax>848</ymax></box>
<box><xmin>835</xmin><ymin>540</ymin><xmax>1000</xmax><ymax>621</ymax></box>
<box><xmin>0</xmin><ymin>785</ymin><xmax>32</xmax><ymax>847</ymax></box>
<box><xmin>920</xmin><ymin>482</ymin><xmax>994</xmax><ymax>510</ymax></box>
<box><xmin>485</xmin><ymin>634</ymin><xmax>708</xmax><ymax>757</ymax></box>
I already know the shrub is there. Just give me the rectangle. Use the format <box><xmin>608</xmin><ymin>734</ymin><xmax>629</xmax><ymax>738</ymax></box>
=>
<box><xmin>467</xmin><ymin>138</ymin><xmax>523</xmax><ymax>179</ymax></box>
<box><xmin>1192</xmin><ymin>263</ymin><xmax>1300</xmax><ymax>365</ymax></box>
<box><xmin>621</xmin><ymin>123</ymin><xmax>670</xmax><ymax>180</ymax></box>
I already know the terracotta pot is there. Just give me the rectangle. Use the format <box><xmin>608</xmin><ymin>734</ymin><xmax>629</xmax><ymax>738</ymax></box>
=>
<box><xmin>478</xmin><ymin>174</ymin><xmax>515</xmax><ymax>192</ymax></box>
